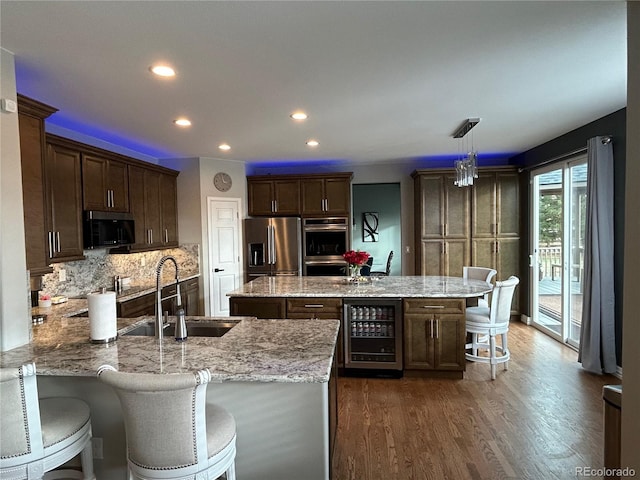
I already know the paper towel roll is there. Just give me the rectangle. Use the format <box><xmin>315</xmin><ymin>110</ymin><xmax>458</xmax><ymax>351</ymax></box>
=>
<box><xmin>87</xmin><ymin>291</ymin><xmax>117</xmax><ymax>343</ymax></box>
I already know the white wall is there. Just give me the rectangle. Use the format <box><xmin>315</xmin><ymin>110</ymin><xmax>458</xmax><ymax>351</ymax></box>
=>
<box><xmin>163</xmin><ymin>156</ymin><xmax>247</xmax><ymax>315</ymax></box>
<box><xmin>621</xmin><ymin>1</ymin><xmax>640</xmax><ymax>469</ymax></box>
<box><xmin>0</xmin><ymin>48</ymin><xmax>31</xmax><ymax>351</ymax></box>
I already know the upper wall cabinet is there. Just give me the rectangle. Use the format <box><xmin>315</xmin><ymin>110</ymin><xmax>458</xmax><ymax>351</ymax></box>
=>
<box><xmin>82</xmin><ymin>154</ymin><xmax>129</xmax><ymax>212</ymax></box>
<box><xmin>247</xmin><ymin>176</ymin><xmax>300</xmax><ymax>216</ymax></box>
<box><xmin>127</xmin><ymin>165</ymin><xmax>179</xmax><ymax>252</ymax></box>
<box><xmin>300</xmin><ymin>173</ymin><xmax>352</xmax><ymax>216</ymax></box>
<box><xmin>45</xmin><ymin>136</ymin><xmax>85</xmax><ymax>263</ymax></box>
<box><xmin>18</xmin><ymin>95</ymin><xmax>58</xmax><ymax>275</ymax></box>
<box><xmin>247</xmin><ymin>172</ymin><xmax>352</xmax><ymax>217</ymax></box>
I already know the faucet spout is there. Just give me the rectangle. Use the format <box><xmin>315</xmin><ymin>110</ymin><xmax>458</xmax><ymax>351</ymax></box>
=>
<box><xmin>155</xmin><ymin>255</ymin><xmax>182</xmax><ymax>340</ymax></box>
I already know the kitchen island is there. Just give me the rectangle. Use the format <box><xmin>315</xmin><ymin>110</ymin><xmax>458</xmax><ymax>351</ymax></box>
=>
<box><xmin>0</xmin><ymin>310</ymin><xmax>339</xmax><ymax>480</ymax></box>
<box><xmin>228</xmin><ymin>275</ymin><xmax>492</xmax><ymax>378</ymax></box>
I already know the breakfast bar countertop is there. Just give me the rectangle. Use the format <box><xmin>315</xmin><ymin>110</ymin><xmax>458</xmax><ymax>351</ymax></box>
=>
<box><xmin>0</xmin><ymin>314</ymin><xmax>340</xmax><ymax>383</ymax></box>
<box><xmin>227</xmin><ymin>275</ymin><xmax>493</xmax><ymax>298</ymax></box>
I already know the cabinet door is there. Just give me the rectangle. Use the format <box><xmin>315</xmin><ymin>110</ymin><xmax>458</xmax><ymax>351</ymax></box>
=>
<box><xmin>432</xmin><ymin>315</ymin><xmax>465</xmax><ymax>370</ymax></box>
<box><xmin>418</xmin><ymin>175</ymin><xmax>444</xmax><ymax>238</ymax></box>
<box><xmin>471</xmin><ymin>175</ymin><xmax>497</xmax><ymax>238</ymax></box>
<box><xmin>404</xmin><ymin>314</ymin><xmax>437</xmax><ymax>370</ymax></box>
<box><xmin>301</xmin><ymin>178</ymin><xmax>325</xmax><ymax>215</ymax></box>
<box><xmin>472</xmin><ymin>172</ymin><xmax>520</xmax><ymax>238</ymax></box>
<box><xmin>107</xmin><ymin>159</ymin><xmax>129</xmax><ymax>212</ymax></box>
<box><xmin>248</xmin><ymin>180</ymin><xmax>274</xmax><ymax>216</ymax></box>
<box><xmin>160</xmin><ymin>173</ymin><xmax>178</xmax><ymax>246</ymax></box>
<box><xmin>181</xmin><ymin>279</ymin><xmax>200</xmax><ymax>316</ymax></box>
<box><xmin>229</xmin><ymin>297</ymin><xmax>286</xmax><ymax>318</ymax></box>
<box><xmin>324</xmin><ymin>178</ymin><xmax>350</xmax><ymax>215</ymax></box>
<box><xmin>19</xmin><ymin>110</ymin><xmax>52</xmax><ymax>275</ymax></box>
<box><xmin>273</xmin><ymin>179</ymin><xmax>300</xmax><ymax>215</ymax></box>
<box><xmin>82</xmin><ymin>155</ymin><xmax>109</xmax><ymax>211</ymax></box>
<box><xmin>118</xmin><ymin>292</ymin><xmax>155</xmax><ymax>318</ymax></box>
<box><xmin>144</xmin><ymin>170</ymin><xmax>163</xmax><ymax>247</ymax></box>
<box><xmin>444</xmin><ymin>178</ymin><xmax>470</xmax><ymax>238</ymax></box>
<box><xmin>128</xmin><ymin>166</ymin><xmax>148</xmax><ymax>250</ymax></box>
<box><xmin>45</xmin><ymin>143</ymin><xmax>84</xmax><ymax>262</ymax></box>
<box><xmin>496</xmin><ymin>172</ymin><xmax>520</xmax><ymax>237</ymax></box>
<box><xmin>419</xmin><ymin>240</ymin><xmax>468</xmax><ymax>277</ymax></box>
<box><xmin>82</xmin><ymin>155</ymin><xmax>129</xmax><ymax>212</ymax></box>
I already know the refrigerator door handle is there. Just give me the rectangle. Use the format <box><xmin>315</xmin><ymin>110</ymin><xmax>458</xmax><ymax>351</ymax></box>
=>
<box><xmin>271</xmin><ymin>225</ymin><xmax>277</xmax><ymax>264</ymax></box>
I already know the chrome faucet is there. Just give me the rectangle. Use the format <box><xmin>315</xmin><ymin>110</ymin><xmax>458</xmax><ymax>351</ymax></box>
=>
<box><xmin>155</xmin><ymin>255</ymin><xmax>182</xmax><ymax>340</ymax></box>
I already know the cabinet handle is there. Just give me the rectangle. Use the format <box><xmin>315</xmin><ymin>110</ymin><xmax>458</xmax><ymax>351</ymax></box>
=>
<box><xmin>48</xmin><ymin>231</ymin><xmax>54</xmax><ymax>258</ymax></box>
<box><xmin>165</xmin><ymin>229</ymin><xmax>168</xmax><ymax>243</ymax></box>
<box><xmin>304</xmin><ymin>304</ymin><xmax>325</xmax><ymax>308</ymax></box>
<box><xmin>56</xmin><ymin>232</ymin><xmax>61</xmax><ymax>252</ymax></box>
<box><xmin>422</xmin><ymin>305</ymin><xmax>445</xmax><ymax>309</ymax></box>
<box><xmin>271</xmin><ymin>200</ymin><xmax>275</xmax><ymax>213</ymax></box>
<box><xmin>274</xmin><ymin>200</ymin><xmax>278</xmax><ymax>213</ymax></box>
<box><xmin>325</xmin><ymin>198</ymin><xmax>329</xmax><ymax>211</ymax></box>
<box><xmin>435</xmin><ymin>319</ymin><xmax>439</xmax><ymax>339</ymax></box>
<box><xmin>110</xmin><ymin>190</ymin><xmax>114</xmax><ymax>207</ymax></box>
<box><xmin>429</xmin><ymin>318</ymin><xmax>434</xmax><ymax>338</ymax></box>
<box><xmin>496</xmin><ymin>241</ymin><xmax>500</xmax><ymax>254</ymax></box>
<box><xmin>444</xmin><ymin>223</ymin><xmax>448</xmax><ymax>236</ymax></box>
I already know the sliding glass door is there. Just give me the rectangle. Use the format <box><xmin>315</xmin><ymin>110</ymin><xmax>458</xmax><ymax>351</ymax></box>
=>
<box><xmin>530</xmin><ymin>157</ymin><xmax>586</xmax><ymax>348</ymax></box>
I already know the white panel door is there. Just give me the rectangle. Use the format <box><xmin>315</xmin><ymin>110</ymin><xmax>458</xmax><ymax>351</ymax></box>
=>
<box><xmin>208</xmin><ymin>198</ymin><xmax>242</xmax><ymax>316</ymax></box>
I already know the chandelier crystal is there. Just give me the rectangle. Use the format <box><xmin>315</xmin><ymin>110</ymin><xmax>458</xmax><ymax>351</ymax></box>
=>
<box><xmin>452</xmin><ymin>118</ymin><xmax>481</xmax><ymax>187</ymax></box>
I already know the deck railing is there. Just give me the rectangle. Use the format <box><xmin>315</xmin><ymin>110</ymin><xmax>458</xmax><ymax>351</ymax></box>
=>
<box><xmin>538</xmin><ymin>246</ymin><xmax>562</xmax><ymax>280</ymax></box>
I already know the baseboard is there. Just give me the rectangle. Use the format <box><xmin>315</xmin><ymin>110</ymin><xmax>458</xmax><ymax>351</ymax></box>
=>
<box><xmin>613</xmin><ymin>366</ymin><xmax>622</xmax><ymax>379</ymax></box>
<box><xmin>520</xmin><ymin>314</ymin><xmax>531</xmax><ymax>325</ymax></box>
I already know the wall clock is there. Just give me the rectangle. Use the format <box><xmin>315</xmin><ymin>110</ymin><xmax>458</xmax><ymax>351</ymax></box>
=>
<box><xmin>213</xmin><ymin>172</ymin><xmax>232</xmax><ymax>192</ymax></box>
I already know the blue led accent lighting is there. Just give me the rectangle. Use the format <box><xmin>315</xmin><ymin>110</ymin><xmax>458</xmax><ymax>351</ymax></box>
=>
<box><xmin>47</xmin><ymin>115</ymin><xmax>180</xmax><ymax>159</ymax></box>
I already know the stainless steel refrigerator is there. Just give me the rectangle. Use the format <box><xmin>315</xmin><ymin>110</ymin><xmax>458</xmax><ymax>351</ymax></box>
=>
<box><xmin>244</xmin><ymin>217</ymin><xmax>302</xmax><ymax>281</ymax></box>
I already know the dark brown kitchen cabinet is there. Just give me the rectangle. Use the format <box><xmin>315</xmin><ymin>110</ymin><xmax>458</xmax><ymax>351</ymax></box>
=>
<box><xmin>247</xmin><ymin>177</ymin><xmax>300</xmax><ymax>216</ymax></box>
<box><xmin>82</xmin><ymin>154</ymin><xmax>129</xmax><ymax>212</ymax></box>
<box><xmin>301</xmin><ymin>174</ymin><xmax>351</xmax><ymax>216</ymax></box>
<box><xmin>117</xmin><ymin>292</ymin><xmax>155</xmax><ymax>318</ymax></box>
<box><xmin>117</xmin><ymin>279</ymin><xmax>200</xmax><ymax>318</ymax></box>
<box><xmin>44</xmin><ymin>137</ymin><xmax>85</xmax><ymax>263</ymax></box>
<box><xmin>403</xmin><ymin>299</ymin><xmax>465</xmax><ymax>376</ymax></box>
<box><xmin>286</xmin><ymin>298</ymin><xmax>344</xmax><ymax>367</ymax></box>
<box><xmin>229</xmin><ymin>297</ymin><xmax>286</xmax><ymax>319</ymax></box>
<box><xmin>160</xmin><ymin>172</ymin><xmax>179</xmax><ymax>247</ymax></box>
<box><xmin>18</xmin><ymin>95</ymin><xmax>57</xmax><ymax>276</ymax></box>
<box><xmin>128</xmin><ymin>166</ymin><xmax>178</xmax><ymax>251</ymax></box>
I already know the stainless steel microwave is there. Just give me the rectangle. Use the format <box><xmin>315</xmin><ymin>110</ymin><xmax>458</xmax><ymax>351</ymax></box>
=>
<box><xmin>83</xmin><ymin>211</ymin><xmax>135</xmax><ymax>249</ymax></box>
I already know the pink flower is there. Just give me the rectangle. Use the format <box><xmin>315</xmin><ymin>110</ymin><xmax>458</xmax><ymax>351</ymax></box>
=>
<box><xmin>39</xmin><ymin>294</ymin><xmax>51</xmax><ymax>300</ymax></box>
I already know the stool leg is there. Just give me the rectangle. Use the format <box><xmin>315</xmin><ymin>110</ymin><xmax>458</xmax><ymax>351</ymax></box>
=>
<box><xmin>226</xmin><ymin>462</ymin><xmax>236</xmax><ymax>480</ymax></box>
<box><xmin>81</xmin><ymin>439</ymin><xmax>95</xmax><ymax>480</ymax></box>
<box><xmin>503</xmin><ymin>332</ymin><xmax>509</xmax><ymax>371</ymax></box>
<box><xmin>490</xmin><ymin>334</ymin><xmax>497</xmax><ymax>380</ymax></box>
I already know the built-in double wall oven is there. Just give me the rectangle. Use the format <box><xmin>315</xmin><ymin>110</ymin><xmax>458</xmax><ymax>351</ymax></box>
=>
<box><xmin>303</xmin><ymin>217</ymin><xmax>350</xmax><ymax>276</ymax></box>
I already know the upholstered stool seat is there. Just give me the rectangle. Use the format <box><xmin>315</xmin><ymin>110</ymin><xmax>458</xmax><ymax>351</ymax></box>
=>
<box><xmin>1</xmin><ymin>363</ymin><xmax>95</xmax><ymax>480</ymax></box>
<box><xmin>97</xmin><ymin>366</ymin><xmax>236</xmax><ymax>480</ymax></box>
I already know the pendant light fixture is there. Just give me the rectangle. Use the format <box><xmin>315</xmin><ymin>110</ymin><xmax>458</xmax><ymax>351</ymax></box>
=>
<box><xmin>452</xmin><ymin>118</ymin><xmax>481</xmax><ymax>187</ymax></box>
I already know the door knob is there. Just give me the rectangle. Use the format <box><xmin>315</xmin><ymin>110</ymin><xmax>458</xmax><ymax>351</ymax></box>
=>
<box><xmin>214</xmin><ymin>268</ymin><xmax>225</xmax><ymax>272</ymax></box>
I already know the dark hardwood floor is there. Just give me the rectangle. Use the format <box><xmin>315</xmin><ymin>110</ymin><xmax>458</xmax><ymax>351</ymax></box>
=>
<box><xmin>332</xmin><ymin>322</ymin><xmax>620</xmax><ymax>480</ymax></box>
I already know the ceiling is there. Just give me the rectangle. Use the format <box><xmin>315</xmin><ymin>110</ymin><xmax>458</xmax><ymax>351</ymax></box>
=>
<box><xmin>1</xmin><ymin>1</ymin><xmax>627</xmax><ymax>166</ymax></box>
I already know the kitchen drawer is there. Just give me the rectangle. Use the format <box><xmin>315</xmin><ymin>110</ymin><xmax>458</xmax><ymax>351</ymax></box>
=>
<box><xmin>287</xmin><ymin>298</ymin><xmax>342</xmax><ymax>317</ymax></box>
<box><xmin>403</xmin><ymin>298</ymin><xmax>464</xmax><ymax>315</ymax></box>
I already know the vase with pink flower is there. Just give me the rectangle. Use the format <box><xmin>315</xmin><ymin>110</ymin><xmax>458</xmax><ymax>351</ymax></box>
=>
<box><xmin>342</xmin><ymin>250</ymin><xmax>371</xmax><ymax>284</ymax></box>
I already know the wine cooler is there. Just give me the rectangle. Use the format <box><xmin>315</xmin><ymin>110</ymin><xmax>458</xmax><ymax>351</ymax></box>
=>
<box><xmin>343</xmin><ymin>298</ymin><xmax>402</xmax><ymax>372</ymax></box>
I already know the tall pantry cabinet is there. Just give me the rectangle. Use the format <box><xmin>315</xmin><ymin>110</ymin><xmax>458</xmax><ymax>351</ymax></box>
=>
<box><xmin>413</xmin><ymin>167</ymin><xmax>520</xmax><ymax>312</ymax></box>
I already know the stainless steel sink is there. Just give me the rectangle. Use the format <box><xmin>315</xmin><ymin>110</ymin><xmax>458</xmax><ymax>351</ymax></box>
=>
<box><xmin>124</xmin><ymin>319</ymin><xmax>239</xmax><ymax>338</ymax></box>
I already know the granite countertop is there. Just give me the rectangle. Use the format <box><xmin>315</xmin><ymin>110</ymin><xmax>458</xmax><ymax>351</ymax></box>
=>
<box><xmin>1</xmin><ymin>311</ymin><xmax>339</xmax><ymax>383</ymax></box>
<box><xmin>227</xmin><ymin>275</ymin><xmax>493</xmax><ymax>298</ymax></box>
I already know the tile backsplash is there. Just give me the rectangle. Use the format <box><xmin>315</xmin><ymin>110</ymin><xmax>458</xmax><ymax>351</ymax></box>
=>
<box><xmin>40</xmin><ymin>244</ymin><xmax>200</xmax><ymax>297</ymax></box>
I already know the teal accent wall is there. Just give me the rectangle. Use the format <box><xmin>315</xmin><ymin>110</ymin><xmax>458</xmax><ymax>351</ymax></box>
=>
<box><xmin>352</xmin><ymin>183</ymin><xmax>401</xmax><ymax>275</ymax></box>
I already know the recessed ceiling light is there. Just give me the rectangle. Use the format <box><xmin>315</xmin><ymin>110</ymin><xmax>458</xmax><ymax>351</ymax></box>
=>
<box><xmin>150</xmin><ymin>65</ymin><xmax>176</xmax><ymax>77</ymax></box>
<box><xmin>174</xmin><ymin>118</ymin><xmax>191</xmax><ymax>127</ymax></box>
<box><xmin>290</xmin><ymin>112</ymin><xmax>308</xmax><ymax>121</ymax></box>
<box><xmin>218</xmin><ymin>143</ymin><xmax>231</xmax><ymax>151</ymax></box>
<box><xmin>306</xmin><ymin>139</ymin><xmax>319</xmax><ymax>147</ymax></box>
